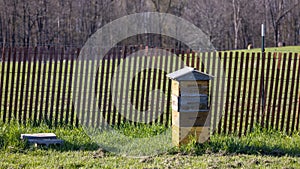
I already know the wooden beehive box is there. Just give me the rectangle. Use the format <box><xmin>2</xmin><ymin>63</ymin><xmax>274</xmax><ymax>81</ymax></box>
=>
<box><xmin>167</xmin><ymin>67</ymin><xmax>213</xmax><ymax>146</ymax></box>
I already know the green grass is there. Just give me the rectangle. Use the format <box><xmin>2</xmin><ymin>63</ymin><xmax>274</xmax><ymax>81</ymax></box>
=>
<box><xmin>184</xmin><ymin>126</ymin><xmax>300</xmax><ymax>156</ymax></box>
<box><xmin>1</xmin><ymin>150</ymin><xmax>300</xmax><ymax>169</ymax></box>
<box><xmin>231</xmin><ymin>45</ymin><xmax>300</xmax><ymax>53</ymax></box>
<box><xmin>116</xmin><ymin>122</ymin><xmax>168</xmax><ymax>138</ymax></box>
<box><xmin>0</xmin><ymin>122</ymin><xmax>300</xmax><ymax>168</ymax></box>
<box><xmin>0</xmin><ymin>121</ymin><xmax>98</xmax><ymax>152</ymax></box>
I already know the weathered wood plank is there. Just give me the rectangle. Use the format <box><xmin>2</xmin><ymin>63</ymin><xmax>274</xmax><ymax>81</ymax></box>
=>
<box><xmin>21</xmin><ymin>133</ymin><xmax>57</xmax><ymax>140</ymax></box>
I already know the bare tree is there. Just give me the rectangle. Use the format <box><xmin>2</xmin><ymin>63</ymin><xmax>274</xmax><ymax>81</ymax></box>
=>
<box><xmin>267</xmin><ymin>0</ymin><xmax>300</xmax><ymax>46</ymax></box>
<box><xmin>184</xmin><ymin>0</ymin><xmax>232</xmax><ymax>50</ymax></box>
<box><xmin>232</xmin><ymin>0</ymin><xmax>242</xmax><ymax>49</ymax></box>
<box><xmin>0</xmin><ymin>0</ymin><xmax>299</xmax><ymax>49</ymax></box>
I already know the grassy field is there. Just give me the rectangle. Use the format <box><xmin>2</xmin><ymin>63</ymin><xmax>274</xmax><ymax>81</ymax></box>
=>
<box><xmin>0</xmin><ymin>122</ymin><xmax>300</xmax><ymax>168</ymax></box>
<box><xmin>1</xmin><ymin>46</ymin><xmax>300</xmax><ymax>168</ymax></box>
<box><xmin>1</xmin><ymin>150</ymin><xmax>300</xmax><ymax>168</ymax></box>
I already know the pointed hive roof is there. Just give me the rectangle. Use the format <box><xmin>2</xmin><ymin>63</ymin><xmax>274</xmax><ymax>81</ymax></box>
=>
<box><xmin>167</xmin><ymin>66</ymin><xmax>213</xmax><ymax>81</ymax></box>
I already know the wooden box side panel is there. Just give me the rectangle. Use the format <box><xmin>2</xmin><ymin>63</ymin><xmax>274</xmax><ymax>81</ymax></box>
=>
<box><xmin>171</xmin><ymin>80</ymin><xmax>180</xmax><ymax>96</ymax></box>
<box><xmin>172</xmin><ymin>94</ymin><xmax>179</xmax><ymax>112</ymax></box>
<box><xmin>179</xmin><ymin>97</ymin><xmax>208</xmax><ymax>111</ymax></box>
<box><xmin>172</xmin><ymin>110</ymin><xmax>209</xmax><ymax>127</ymax></box>
<box><xmin>172</xmin><ymin>125</ymin><xmax>180</xmax><ymax>146</ymax></box>
<box><xmin>172</xmin><ymin>80</ymin><xmax>210</xmax><ymax>97</ymax></box>
<box><xmin>172</xmin><ymin>126</ymin><xmax>210</xmax><ymax>146</ymax></box>
<box><xmin>172</xmin><ymin>95</ymin><xmax>209</xmax><ymax>112</ymax></box>
<box><xmin>180</xmin><ymin>81</ymin><xmax>209</xmax><ymax>96</ymax></box>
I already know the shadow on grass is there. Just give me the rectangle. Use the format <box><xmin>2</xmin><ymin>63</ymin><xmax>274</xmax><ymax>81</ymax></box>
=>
<box><xmin>185</xmin><ymin>128</ymin><xmax>300</xmax><ymax>157</ymax></box>
<box><xmin>205</xmin><ymin>139</ymin><xmax>300</xmax><ymax>157</ymax></box>
<box><xmin>35</xmin><ymin>140</ymin><xmax>100</xmax><ymax>152</ymax></box>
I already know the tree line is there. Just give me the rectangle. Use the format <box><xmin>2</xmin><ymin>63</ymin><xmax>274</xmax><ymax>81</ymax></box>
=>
<box><xmin>0</xmin><ymin>0</ymin><xmax>299</xmax><ymax>51</ymax></box>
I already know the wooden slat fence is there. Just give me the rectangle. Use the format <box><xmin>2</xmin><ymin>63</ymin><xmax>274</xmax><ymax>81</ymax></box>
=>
<box><xmin>0</xmin><ymin>46</ymin><xmax>299</xmax><ymax>135</ymax></box>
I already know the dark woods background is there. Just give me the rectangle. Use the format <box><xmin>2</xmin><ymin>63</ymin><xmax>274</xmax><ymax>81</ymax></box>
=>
<box><xmin>0</xmin><ymin>0</ymin><xmax>299</xmax><ymax>50</ymax></box>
